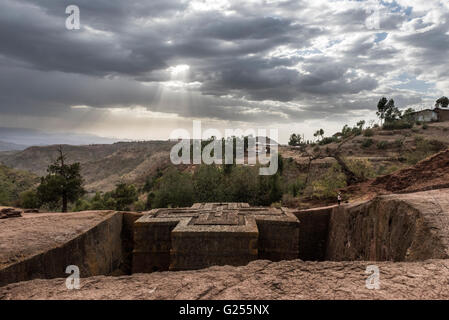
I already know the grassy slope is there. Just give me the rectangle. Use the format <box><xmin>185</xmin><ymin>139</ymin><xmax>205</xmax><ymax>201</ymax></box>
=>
<box><xmin>0</xmin><ymin>141</ymin><xmax>175</xmax><ymax>193</ymax></box>
<box><xmin>0</xmin><ymin>164</ymin><xmax>39</xmax><ymax>206</ymax></box>
<box><xmin>278</xmin><ymin>122</ymin><xmax>449</xmax><ymax>206</ymax></box>
<box><xmin>281</xmin><ymin>122</ymin><xmax>449</xmax><ymax>169</ymax></box>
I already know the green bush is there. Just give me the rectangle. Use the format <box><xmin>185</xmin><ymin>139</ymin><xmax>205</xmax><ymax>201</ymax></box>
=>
<box><xmin>391</xmin><ymin>139</ymin><xmax>404</xmax><ymax>148</ymax></box>
<box><xmin>19</xmin><ymin>190</ymin><xmax>41</xmax><ymax>209</ymax></box>
<box><xmin>112</xmin><ymin>183</ymin><xmax>138</xmax><ymax>211</ymax></box>
<box><xmin>310</xmin><ymin>164</ymin><xmax>346</xmax><ymax>200</ymax></box>
<box><xmin>404</xmin><ymin>138</ymin><xmax>446</xmax><ymax>165</ymax></box>
<box><xmin>383</xmin><ymin>120</ymin><xmax>413</xmax><ymax>130</ymax></box>
<box><xmin>152</xmin><ymin>169</ymin><xmax>194</xmax><ymax>209</ymax></box>
<box><xmin>0</xmin><ymin>164</ymin><xmax>38</xmax><ymax>206</ymax></box>
<box><xmin>346</xmin><ymin>159</ymin><xmax>376</xmax><ymax>180</ymax></box>
<box><xmin>133</xmin><ymin>200</ymin><xmax>146</xmax><ymax>212</ymax></box>
<box><xmin>281</xmin><ymin>194</ymin><xmax>300</xmax><ymax>208</ymax></box>
<box><xmin>351</xmin><ymin>127</ymin><xmax>362</xmax><ymax>136</ymax></box>
<box><xmin>72</xmin><ymin>198</ymin><xmax>91</xmax><ymax>212</ymax></box>
<box><xmin>193</xmin><ymin>165</ymin><xmax>225</xmax><ymax>203</ymax></box>
<box><xmin>361</xmin><ymin>138</ymin><xmax>374</xmax><ymax>148</ymax></box>
<box><xmin>376</xmin><ymin>164</ymin><xmax>400</xmax><ymax>176</ymax></box>
<box><xmin>376</xmin><ymin>141</ymin><xmax>389</xmax><ymax>150</ymax></box>
<box><xmin>288</xmin><ymin>177</ymin><xmax>306</xmax><ymax>197</ymax></box>
<box><xmin>318</xmin><ymin>136</ymin><xmax>338</xmax><ymax>145</ymax></box>
<box><xmin>363</xmin><ymin>129</ymin><xmax>374</xmax><ymax>137</ymax></box>
<box><xmin>72</xmin><ymin>183</ymin><xmax>138</xmax><ymax>212</ymax></box>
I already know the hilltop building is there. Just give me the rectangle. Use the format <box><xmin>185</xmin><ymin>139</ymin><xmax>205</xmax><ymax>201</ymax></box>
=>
<box><xmin>410</xmin><ymin>107</ymin><xmax>449</xmax><ymax>123</ymax></box>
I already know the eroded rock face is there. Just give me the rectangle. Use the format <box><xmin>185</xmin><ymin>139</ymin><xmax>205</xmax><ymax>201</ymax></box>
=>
<box><xmin>2</xmin><ymin>259</ymin><xmax>449</xmax><ymax>300</ymax></box>
<box><xmin>293</xmin><ymin>205</ymin><xmax>335</xmax><ymax>261</ymax></box>
<box><xmin>0</xmin><ymin>208</ymin><xmax>22</xmax><ymax>219</ymax></box>
<box><xmin>0</xmin><ymin>211</ymin><xmax>124</xmax><ymax>287</ymax></box>
<box><xmin>326</xmin><ymin>189</ymin><xmax>449</xmax><ymax>261</ymax></box>
<box><xmin>2</xmin><ymin>191</ymin><xmax>449</xmax><ymax>299</ymax></box>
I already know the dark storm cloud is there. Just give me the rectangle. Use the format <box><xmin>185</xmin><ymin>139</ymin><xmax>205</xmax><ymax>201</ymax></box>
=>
<box><xmin>0</xmin><ymin>0</ymin><xmax>169</xmax><ymax>76</ymax></box>
<box><xmin>0</xmin><ymin>0</ymin><xmax>448</xmax><ymax>129</ymax></box>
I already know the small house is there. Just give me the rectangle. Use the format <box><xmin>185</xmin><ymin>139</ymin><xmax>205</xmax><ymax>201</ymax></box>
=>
<box><xmin>410</xmin><ymin>108</ymin><xmax>449</xmax><ymax>123</ymax></box>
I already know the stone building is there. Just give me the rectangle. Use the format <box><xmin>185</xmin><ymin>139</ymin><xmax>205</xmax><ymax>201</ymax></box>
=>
<box><xmin>410</xmin><ymin>107</ymin><xmax>449</xmax><ymax>123</ymax></box>
<box><xmin>132</xmin><ymin>202</ymin><xmax>300</xmax><ymax>272</ymax></box>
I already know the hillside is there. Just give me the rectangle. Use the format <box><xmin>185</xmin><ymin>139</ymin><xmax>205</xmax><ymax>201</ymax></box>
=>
<box><xmin>345</xmin><ymin>148</ymin><xmax>449</xmax><ymax>200</ymax></box>
<box><xmin>280</xmin><ymin>121</ymin><xmax>449</xmax><ymax>175</ymax></box>
<box><xmin>0</xmin><ymin>141</ymin><xmax>175</xmax><ymax>193</ymax></box>
<box><xmin>1</xmin><ymin>122</ymin><xmax>448</xmax><ymax>205</ymax></box>
<box><xmin>0</xmin><ymin>164</ymin><xmax>39</xmax><ymax>206</ymax></box>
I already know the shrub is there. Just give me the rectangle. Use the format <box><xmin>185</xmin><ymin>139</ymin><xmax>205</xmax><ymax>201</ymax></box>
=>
<box><xmin>404</xmin><ymin>138</ymin><xmax>446</xmax><ymax>165</ymax></box>
<box><xmin>73</xmin><ymin>184</ymin><xmax>139</xmax><ymax>212</ymax></box>
<box><xmin>363</xmin><ymin>128</ymin><xmax>374</xmax><ymax>137</ymax></box>
<box><xmin>346</xmin><ymin>159</ymin><xmax>376</xmax><ymax>180</ymax></box>
<box><xmin>392</xmin><ymin>139</ymin><xmax>404</xmax><ymax>148</ymax></box>
<box><xmin>376</xmin><ymin>141</ymin><xmax>389</xmax><ymax>150</ymax></box>
<box><xmin>361</xmin><ymin>138</ymin><xmax>374</xmax><ymax>148</ymax></box>
<box><xmin>318</xmin><ymin>136</ymin><xmax>338</xmax><ymax>145</ymax></box>
<box><xmin>152</xmin><ymin>169</ymin><xmax>194</xmax><ymax>208</ymax></box>
<box><xmin>288</xmin><ymin>177</ymin><xmax>306</xmax><ymax>197</ymax></box>
<box><xmin>133</xmin><ymin>200</ymin><xmax>146</xmax><ymax>212</ymax></box>
<box><xmin>383</xmin><ymin>120</ymin><xmax>413</xmax><ymax>130</ymax></box>
<box><xmin>112</xmin><ymin>183</ymin><xmax>139</xmax><ymax>211</ymax></box>
<box><xmin>72</xmin><ymin>199</ymin><xmax>90</xmax><ymax>212</ymax></box>
<box><xmin>377</xmin><ymin>164</ymin><xmax>400</xmax><ymax>176</ymax></box>
<box><xmin>19</xmin><ymin>190</ymin><xmax>41</xmax><ymax>209</ymax></box>
<box><xmin>193</xmin><ymin>165</ymin><xmax>225</xmax><ymax>203</ymax></box>
<box><xmin>281</xmin><ymin>194</ymin><xmax>300</xmax><ymax>208</ymax></box>
<box><xmin>351</xmin><ymin>127</ymin><xmax>362</xmax><ymax>136</ymax></box>
<box><xmin>310</xmin><ymin>164</ymin><xmax>346</xmax><ymax>200</ymax></box>
<box><xmin>422</xmin><ymin>123</ymin><xmax>428</xmax><ymax>130</ymax></box>
<box><xmin>0</xmin><ymin>165</ymin><xmax>39</xmax><ymax>206</ymax></box>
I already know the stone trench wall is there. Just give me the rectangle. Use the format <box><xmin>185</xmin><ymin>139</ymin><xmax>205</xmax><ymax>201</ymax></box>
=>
<box><xmin>0</xmin><ymin>212</ymin><xmax>142</xmax><ymax>287</ymax></box>
<box><xmin>3</xmin><ymin>190</ymin><xmax>449</xmax><ymax>287</ymax></box>
<box><xmin>293</xmin><ymin>190</ymin><xmax>449</xmax><ymax>263</ymax></box>
<box><xmin>293</xmin><ymin>206</ymin><xmax>334</xmax><ymax>261</ymax></box>
<box><xmin>325</xmin><ymin>193</ymin><xmax>449</xmax><ymax>262</ymax></box>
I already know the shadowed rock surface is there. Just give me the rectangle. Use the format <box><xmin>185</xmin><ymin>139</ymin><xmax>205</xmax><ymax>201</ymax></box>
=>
<box><xmin>133</xmin><ymin>203</ymin><xmax>299</xmax><ymax>273</ymax></box>
<box><xmin>2</xmin><ymin>259</ymin><xmax>449</xmax><ymax>300</ymax></box>
<box><xmin>0</xmin><ymin>211</ymin><xmax>124</xmax><ymax>286</ymax></box>
<box><xmin>2</xmin><ymin>186</ymin><xmax>449</xmax><ymax>299</ymax></box>
<box><xmin>327</xmin><ymin>189</ymin><xmax>449</xmax><ymax>261</ymax></box>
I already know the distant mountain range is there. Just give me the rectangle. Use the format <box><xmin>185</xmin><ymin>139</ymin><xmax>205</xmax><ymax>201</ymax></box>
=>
<box><xmin>0</xmin><ymin>127</ymin><xmax>118</xmax><ymax>148</ymax></box>
<box><xmin>0</xmin><ymin>140</ymin><xmax>28</xmax><ymax>151</ymax></box>
<box><xmin>0</xmin><ymin>141</ymin><xmax>175</xmax><ymax>193</ymax></box>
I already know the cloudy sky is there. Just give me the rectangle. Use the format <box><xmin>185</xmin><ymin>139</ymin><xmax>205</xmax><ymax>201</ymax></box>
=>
<box><xmin>0</xmin><ymin>0</ymin><xmax>448</xmax><ymax>144</ymax></box>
